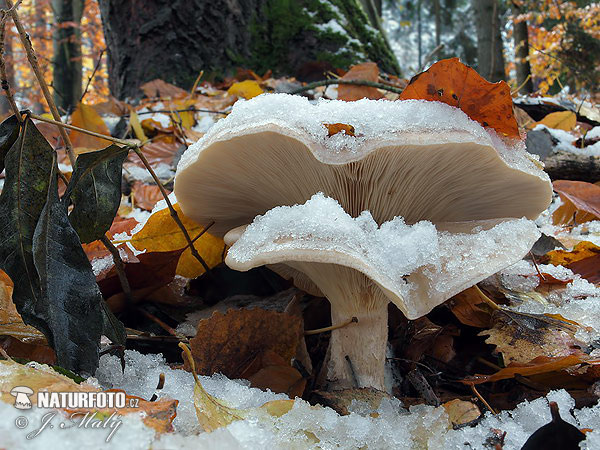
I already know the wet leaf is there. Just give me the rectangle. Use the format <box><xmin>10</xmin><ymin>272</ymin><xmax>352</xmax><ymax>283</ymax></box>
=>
<box><xmin>65</xmin><ymin>144</ymin><xmax>128</xmax><ymax>244</ymax></box>
<box><xmin>337</xmin><ymin>62</ymin><xmax>383</xmax><ymax>101</ymax></box>
<box><xmin>227</xmin><ymin>80</ymin><xmax>263</xmax><ymax>99</ymax></box>
<box><xmin>70</xmin><ymin>103</ymin><xmax>113</xmax><ymax>151</ymax></box>
<box><xmin>480</xmin><ymin>310</ymin><xmax>587</xmax><ymax>365</ymax></box>
<box><xmin>129</xmin><ymin>202</ymin><xmax>224</xmax><ymax>278</ymax></box>
<box><xmin>400</xmin><ymin>57</ymin><xmax>519</xmax><ymax>137</ymax></box>
<box><xmin>552</xmin><ymin>180</ymin><xmax>600</xmax><ymax>225</ymax></box>
<box><xmin>535</xmin><ymin>110</ymin><xmax>577</xmax><ymax>131</ymax></box>
<box><xmin>32</xmin><ymin>162</ymin><xmax>103</xmax><ymax>374</ymax></box>
<box><xmin>0</xmin><ymin>115</ymin><xmax>20</xmax><ymax>173</ymax></box>
<box><xmin>324</xmin><ymin>122</ymin><xmax>356</xmax><ymax>137</ymax></box>
<box><xmin>184</xmin><ymin>308</ymin><xmax>303</xmax><ymax>379</ymax></box>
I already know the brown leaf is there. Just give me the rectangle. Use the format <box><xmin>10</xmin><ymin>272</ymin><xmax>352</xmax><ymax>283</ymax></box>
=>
<box><xmin>244</xmin><ymin>350</ymin><xmax>306</xmax><ymax>397</ymax></box>
<box><xmin>480</xmin><ymin>310</ymin><xmax>587</xmax><ymax>365</ymax></box>
<box><xmin>324</xmin><ymin>122</ymin><xmax>355</xmax><ymax>137</ymax></box>
<box><xmin>132</xmin><ymin>182</ymin><xmax>166</xmax><ymax>211</ymax></box>
<box><xmin>566</xmin><ymin>254</ymin><xmax>600</xmax><ymax>285</ymax></box>
<box><xmin>126</xmin><ymin>140</ymin><xmax>180</xmax><ymax>168</ymax></box>
<box><xmin>552</xmin><ymin>180</ymin><xmax>600</xmax><ymax>225</ymax></box>
<box><xmin>184</xmin><ymin>308</ymin><xmax>303</xmax><ymax>379</ymax></box>
<box><xmin>448</xmin><ymin>286</ymin><xmax>495</xmax><ymax>328</ymax></box>
<box><xmin>337</xmin><ymin>62</ymin><xmax>383</xmax><ymax>101</ymax></box>
<box><xmin>140</xmin><ymin>79</ymin><xmax>188</xmax><ymax>99</ymax></box>
<box><xmin>400</xmin><ymin>58</ymin><xmax>519</xmax><ymax>138</ymax></box>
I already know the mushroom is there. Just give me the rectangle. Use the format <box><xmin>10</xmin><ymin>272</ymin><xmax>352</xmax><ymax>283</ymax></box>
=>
<box><xmin>10</xmin><ymin>386</ymin><xmax>34</xmax><ymax>409</ymax></box>
<box><xmin>175</xmin><ymin>94</ymin><xmax>552</xmax><ymax>391</ymax></box>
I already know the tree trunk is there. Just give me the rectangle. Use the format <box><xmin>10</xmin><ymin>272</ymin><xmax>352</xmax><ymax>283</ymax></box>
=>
<box><xmin>472</xmin><ymin>0</ymin><xmax>505</xmax><ymax>82</ymax></box>
<box><xmin>512</xmin><ymin>3</ymin><xmax>533</xmax><ymax>94</ymax></box>
<box><xmin>98</xmin><ymin>0</ymin><xmax>400</xmax><ymax>100</ymax></box>
<box><xmin>52</xmin><ymin>0</ymin><xmax>84</xmax><ymax>113</ymax></box>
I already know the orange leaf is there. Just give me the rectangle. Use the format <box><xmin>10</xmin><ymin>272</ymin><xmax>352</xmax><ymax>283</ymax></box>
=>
<box><xmin>448</xmin><ymin>286</ymin><xmax>495</xmax><ymax>328</ymax></box>
<box><xmin>399</xmin><ymin>58</ymin><xmax>519</xmax><ymax>137</ymax></box>
<box><xmin>70</xmin><ymin>103</ymin><xmax>112</xmax><ymax>151</ymax></box>
<box><xmin>546</xmin><ymin>241</ymin><xmax>600</xmax><ymax>266</ymax></box>
<box><xmin>324</xmin><ymin>123</ymin><xmax>355</xmax><ymax>137</ymax></box>
<box><xmin>132</xmin><ymin>182</ymin><xmax>165</xmax><ymax>211</ymax></box>
<box><xmin>552</xmin><ymin>180</ymin><xmax>600</xmax><ymax>225</ymax></box>
<box><xmin>337</xmin><ymin>62</ymin><xmax>383</xmax><ymax>101</ymax></box>
<box><xmin>140</xmin><ymin>79</ymin><xmax>188</xmax><ymax>99</ymax></box>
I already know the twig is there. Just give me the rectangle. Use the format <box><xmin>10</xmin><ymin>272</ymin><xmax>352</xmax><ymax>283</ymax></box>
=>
<box><xmin>529</xmin><ymin>251</ymin><xmax>546</xmax><ymax>282</ymax></box>
<box><xmin>511</xmin><ymin>74</ymin><xmax>532</xmax><ymax>96</ymax></box>
<box><xmin>470</xmin><ymin>384</ymin><xmax>497</xmax><ymax>415</ymax></box>
<box><xmin>138</xmin><ymin>308</ymin><xmax>186</xmax><ymax>340</ymax></box>
<box><xmin>5</xmin><ymin>0</ymin><xmax>76</xmax><ymax>165</ymax></box>
<box><xmin>419</xmin><ymin>43</ymin><xmax>444</xmax><ymax>72</ymax></box>
<box><xmin>80</xmin><ymin>48</ymin><xmax>105</xmax><ymax>102</ymax></box>
<box><xmin>305</xmin><ymin>316</ymin><xmax>358</xmax><ymax>335</ymax></box>
<box><xmin>124</xmin><ymin>107</ymin><xmax>227</xmax><ymax>117</ymax></box>
<box><xmin>30</xmin><ymin>113</ymin><xmax>135</xmax><ymax>147</ymax></box>
<box><xmin>0</xmin><ymin>12</ymin><xmax>20</xmax><ymax>121</ymax></box>
<box><xmin>474</xmin><ymin>285</ymin><xmax>501</xmax><ymax>311</ymax></box>
<box><xmin>290</xmin><ymin>79</ymin><xmax>404</xmax><ymax>96</ymax></box>
<box><xmin>100</xmin><ymin>235</ymin><xmax>133</xmax><ymax>306</ymax></box>
<box><xmin>131</xmin><ymin>146</ymin><xmax>212</xmax><ymax>273</ymax></box>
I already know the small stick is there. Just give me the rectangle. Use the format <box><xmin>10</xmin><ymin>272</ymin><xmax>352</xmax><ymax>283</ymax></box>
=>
<box><xmin>0</xmin><ymin>12</ymin><xmax>20</xmax><ymax>121</ymax></box>
<box><xmin>127</xmin><ymin>107</ymin><xmax>227</xmax><ymax>117</ymax></box>
<box><xmin>529</xmin><ymin>251</ymin><xmax>546</xmax><ymax>281</ymax></box>
<box><xmin>149</xmin><ymin>373</ymin><xmax>166</xmax><ymax>401</ymax></box>
<box><xmin>138</xmin><ymin>308</ymin><xmax>186</xmax><ymax>340</ymax></box>
<box><xmin>100</xmin><ymin>235</ymin><xmax>133</xmax><ymax>305</ymax></box>
<box><xmin>290</xmin><ymin>79</ymin><xmax>404</xmax><ymax>95</ymax></box>
<box><xmin>5</xmin><ymin>0</ymin><xmax>76</xmax><ymax>165</ymax></box>
<box><xmin>305</xmin><ymin>316</ymin><xmax>358</xmax><ymax>335</ymax></box>
<box><xmin>80</xmin><ymin>48</ymin><xmax>105</xmax><ymax>102</ymax></box>
<box><xmin>473</xmin><ymin>285</ymin><xmax>501</xmax><ymax>311</ymax></box>
<box><xmin>470</xmin><ymin>384</ymin><xmax>497</xmax><ymax>415</ymax></box>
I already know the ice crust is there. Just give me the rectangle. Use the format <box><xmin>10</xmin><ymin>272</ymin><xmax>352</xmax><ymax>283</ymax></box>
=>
<box><xmin>176</xmin><ymin>94</ymin><xmax>547</xmax><ymax>182</ymax></box>
<box><xmin>227</xmin><ymin>193</ymin><xmax>540</xmax><ymax>318</ymax></box>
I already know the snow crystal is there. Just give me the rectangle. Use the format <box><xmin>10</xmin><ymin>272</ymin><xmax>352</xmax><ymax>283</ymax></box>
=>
<box><xmin>534</xmin><ymin>124</ymin><xmax>600</xmax><ymax>156</ymax></box>
<box><xmin>123</xmin><ymin>163</ymin><xmax>174</xmax><ymax>183</ymax></box>
<box><xmin>315</xmin><ymin>19</ymin><xmax>348</xmax><ymax>36</ymax></box>
<box><xmin>177</xmin><ymin>94</ymin><xmax>547</xmax><ymax>183</ymax></box>
<box><xmin>91</xmin><ymin>255</ymin><xmax>114</xmax><ymax>276</ymax></box>
<box><xmin>227</xmin><ymin>193</ymin><xmax>539</xmax><ymax>319</ymax></box>
<box><xmin>192</xmin><ymin>114</ymin><xmax>217</xmax><ymax>133</ymax></box>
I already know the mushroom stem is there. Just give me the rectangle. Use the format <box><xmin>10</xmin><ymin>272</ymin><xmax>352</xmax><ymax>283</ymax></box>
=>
<box><xmin>326</xmin><ymin>299</ymin><xmax>389</xmax><ymax>391</ymax></box>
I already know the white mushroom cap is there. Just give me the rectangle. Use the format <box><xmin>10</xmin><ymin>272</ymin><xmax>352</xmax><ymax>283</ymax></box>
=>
<box><xmin>10</xmin><ymin>386</ymin><xmax>34</xmax><ymax>395</ymax></box>
<box><xmin>224</xmin><ymin>193</ymin><xmax>540</xmax><ymax>319</ymax></box>
<box><xmin>175</xmin><ymin>94</ymin><xmax>552</xmax><ymax>237</ymax></box>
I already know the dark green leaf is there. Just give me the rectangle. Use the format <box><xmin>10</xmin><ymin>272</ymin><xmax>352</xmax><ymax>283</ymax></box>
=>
<box><xmin>100</xmin><ymin>300</ymin><xmax>126</xmax><ymax>346</ymax></box>
<box><xmin>65</xmin><ymin>144</ymin><xmax>128</xmax><ymax>244</ymax></box>
<box><xmin>32</xmin><ymin>161</ymin><xmax>103</xmax><ymax>375</ymax></box>
<box><xmin>0</xmin><ymin>115</ymin><xmax>20</xmax><ymax>173</ymax></box>
<box><xmin>0</xmin><ymin>118</ymin><xmax>54</xmax><ymax>337</ymax></box>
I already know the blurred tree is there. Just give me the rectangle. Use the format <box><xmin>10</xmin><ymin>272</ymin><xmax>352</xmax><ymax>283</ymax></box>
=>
<box><xmin>52</xmin><ymin>0</ymin><xmax>85</xmax><ymax>112</ymax></box>
<box><xmin>98</xmin><ymin>0</ymin><xmax>400</xmax><ymax>100</ymax></box>
<box><xmin>472</xmin><ymin>0</ymin><xmax>505</xmax><ymax>81</ymax></box>
<box><xmin>512</xmin><ymin>1</ymin><xmax>533</xmax><ymax>94</ymax></box>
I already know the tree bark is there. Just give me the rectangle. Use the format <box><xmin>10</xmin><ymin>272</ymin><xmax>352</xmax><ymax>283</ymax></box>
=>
<box><xmin>512</xmin><ymin>3</ymin><xmax>533</xmax><ymax>94</ymax></box>
<box><xmin>98</xmin><ymin>0</ymin><xmax>400</xmax><ymax>100</ymax></box>
<box><xmin>472</xmin><ymin>0</ymin><xmax>506</xmax><ymax>82</ymax></box>
<box><xmin>52</xmin><ymin>0</ymin><xmax>84</xmax><ymax>113</ymax></box>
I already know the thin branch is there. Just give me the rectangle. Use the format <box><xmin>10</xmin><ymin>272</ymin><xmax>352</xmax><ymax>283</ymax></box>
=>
<box><xmin>100</xmin><ymin>235</ymin><xmax>133</xmax><ymax>305</ymax></box>
<box><xmin>0</xmin><ymin>12</ymin><xmax>20</xmax><ymax>121</ymax></box>
<box><xmin>305</xmin><ymin>316</ymin><xmax>358</xmax><ymax>335</ymax></box>
<box><xmin>138</xmin><ymin>308</ymin><xmax>186</xmax><ymax>340</ymax></box>
<box><xmin>471</xmin><ymin>384</ymin><xmax>497</xmax><ymax>415</ymax></box>
<box><xmin>124</xmin><ymin>107</ymin><xmax>227</xmax><ymax>117</ymax></box>
<box><xmin>290</xmin><ymin>79</ymin><xmax>404</xmax><ymax>96</ymax></box>
<box><xmin>5</xmin><ymin>0</ymin><xmax>76</xmax><ymax>165</ymax></box>
<box><xmin>80</xmin><ymin>48</ymin><xmax>104</xmax><ymax>102</ymax></box>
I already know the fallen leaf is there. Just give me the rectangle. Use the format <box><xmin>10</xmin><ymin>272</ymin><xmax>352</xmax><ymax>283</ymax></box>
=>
<box><xmin>129</xmin><ymin>202</ymin><xmax>224</xmax><ymax>278</ymax></box>
<box><xmin>448</xmin><ymin>286</ymin><xmax>495</xmax><ymax>328</ymax></box>
<box><xmin>184</xmin><ymin>308</ymin><xmax>303</xmax><ymax>379</ymax></box>
<box><xmin>129</xmin><ymin>108</ymin><xmax>147</xmax><ymax>142</ymax></box>
<box><xmin>552</xmin><ymin>180</ymin><xmax>600</xmax><ymax>225</ymax></box>
<box><xmin>324</xmin><ymin>122</ymin><xmax>355</xmax><ymax>137</ymax></box>
<box><xmin>126</xmin><ymin>140</ymin><xmax>180</xmax><ymax>167</ymax></box>
<box><xmin>141</xmin><ymin>79</ymin><xmax>188</xmax><ymax>99</ymax></box>
<box><xmin>240</xmin><ymin>350</ymin><xmax>306</xmax><ymax>397</ymax></box>
<box><xmin>171</xmin><ymin>97</ymin><xmax>197</xmax><ymax>129</ymax></box>
<box><xmin>535</xmin><ymin>111</ymin><xmax>577</xmax><ymax>131</ymax></box>
<box><xmin>337</xmin><ymin>62</ymin><xmax>383</xmax><ymax>101</ymax></box>
<box><xmin>442</xmin><ymin>399</ymin><xmax>481</xmax><ymax>426</ymax></box>
<box><xmin>400</xmin><ymin>57</ymin><xmax>519</xmax><ymax>138</ymax></box>
<box><xmin>227</xmin><ymin>80</ymin><xmax>264</xmax><ymax>99</ymax></box>
<box><xmin>132</xmin><ymin>182</ymin><xmax>165</xmax><ymax>211</ymax></box>
<box><xmin>565</xmin><ymin>254</ymin><xmax>600</xmax><ymax>285</ymax></box>
<box><xmin>70</xmin><ymin>103</ymin><xmax>113</xmax><ymax>151</ymax></box>
<box><xmin>480</xmin><ymin>310</ymin><xmax>587</xmax><ymax>365</ymax></box>
<box><xmin>545</xmin><ymin>241</ymin><xmax>600</xmax><ymax>266</ymax></box>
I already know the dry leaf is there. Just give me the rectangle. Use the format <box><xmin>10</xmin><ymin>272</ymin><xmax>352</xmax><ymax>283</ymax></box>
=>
<box><xmin>141</xmin><ymin>79</ymin><xmax>188</xmax><ymax>99</ymax></box>
<box><xmin>324</xmin><ymin>122</ymin><xmax>355</xmax><ymax>137</ymax></box>
<box><xmin>337</xmin><ymin>62</ymin><xmax>383</xmax><ymax>101</ymax></box>
<box><xmin>70</xmin><ymin>103</ymin><xmax>113</xmax><ymax>151</ymax></box>
<box><xmin>400</xmin><ymin>57</ymin><xmax>519</xmax><ymax>138</ymax></box>
<box><xmin>129</xmin><ymin>202</ymin><xmax>224</xmax><ymax>278</ymax></box>
<box><xmin>535</xmin><ymin>111</ymin><xmax>577</xmax><ymax>131</ymax></box>
<box><xmin>171</xmin><ymin>97</ymin><xmax>197</xmax><ymax>129</ymax></box>
<box><xmin>129</xmin><ymin>108</ymin><xmax>147</xmax><ymax>142</ymax></box>
<box><xmin>127</xmin><ymin>140</ymin><xmax>179</xmax><ymax>167</ymax></box>
<box><xmin>565</xmin><ymin>254</ymin><xmax>600</xmax><ymax>284</ymax></box>
<box><xmin>448</xmin><ymin>286</ymin><xmax>495</xmax><ymax>328</ymax></box>
<box><xmin>552</xmin><ymin>180</ymin><xmax>600</xmax><ymax>225</ymax></box>
<box><xmin>442</xmin><ymin>399</ymin><xmax>481</xmax><ymax>426</ymax></box>
<box><xmin>545</xmin><ymin>241</ymin><xmax>600</xmax><ymax>266</ymax></box>
<box><xmin>227</xmin><ymin>80</ymin><xmax>263</xmax><ymax>99</ymax></box>
<box><xmin>480</xmin><ymin>310</ymin><xmax>587</xmax><ymax>365</ymax></box>
<box><xmin>241</xmin><ymin>350</ymin><xmax>306</xmax><ymax>397</ymax></box>
<box><xmin>132</xmin><ymin>182</ymin><xmax>165</xmax><ymax>211</ymax></box>
<box><xmin>184</xmin><ymin>308</ymin><xmax>303</xmax><ymax>379</ymax></box>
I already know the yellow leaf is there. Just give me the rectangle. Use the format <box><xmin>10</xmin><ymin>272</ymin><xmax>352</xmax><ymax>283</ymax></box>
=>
<box><xmin>129</xmin><ymin>108</ymin><xmax>147</xmax><ymax>142</ymax></box>
<box><xmin>70</xmin><ymin>103</ymin><xmax>112</xmax><ymax>151</ymax></box>
<box><xmin>442</xmin><ymin>399</ymin><xmax>481</xmax><ymax>426</ymax></box>
<box><xmin>535</xmin><ymin>110</ymin><xmax>577</xmax><ymax>131</ymax></box>
<box><xmin>171</xmin><ymin>98</ymin><xmax>196</xmax><ymax>129</ymax></box>
<box><xmin>227</xmin><ymin>80</ymin><xmax>264</xmax><ymax>99</ymax></box>
<box><xmin>546</xmin><ymin>241</ymin><xmax>600</xmax><ymax>266</ymax></box>
<box><xmin>130</xmin><ymin>203</ymin><xmax>223</xmax><ymax>278</ymax></box>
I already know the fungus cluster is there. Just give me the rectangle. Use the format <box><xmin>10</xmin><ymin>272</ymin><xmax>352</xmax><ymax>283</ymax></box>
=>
<box><xmin>174</xmin><ymin>94</ymin><xmax>552</xmax><ymax>391</ymax></box>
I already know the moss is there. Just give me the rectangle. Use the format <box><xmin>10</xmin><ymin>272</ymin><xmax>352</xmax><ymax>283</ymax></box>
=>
<box><xmin>245</xmin><ymin>0</ymin><xmax>400</xmax><ymax>76</ymax></box>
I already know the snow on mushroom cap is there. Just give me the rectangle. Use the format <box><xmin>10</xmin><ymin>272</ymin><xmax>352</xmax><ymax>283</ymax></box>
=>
<box><xmin>226</xmin><ymin>193</ymin><xmax>541</xmax><ymax>319</ymax></box>
<box><xmin>175</xmin><ymin>94</ymin><xmax>552</xmax><ymax>237</ymax></box>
